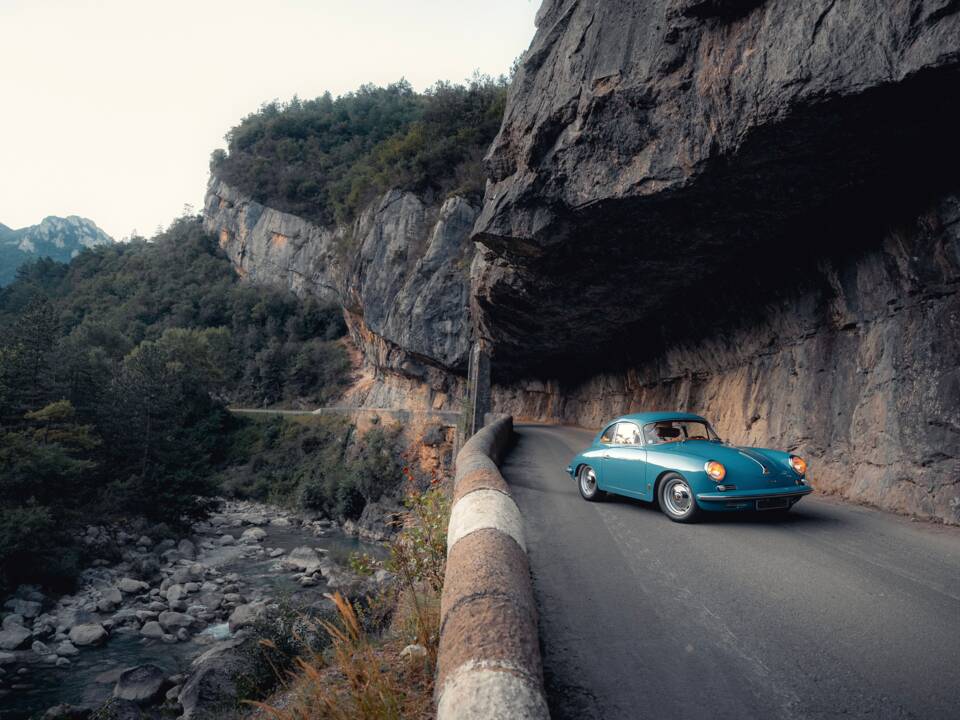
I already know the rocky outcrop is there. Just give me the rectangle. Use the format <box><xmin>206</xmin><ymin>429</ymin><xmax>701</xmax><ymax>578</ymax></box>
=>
<box><xmin>473</xmin><ymin>0</ymin><xmax>960</xmax><ymax>376</ymax></box>
<box><xmin>203</xmin><ymin>178</ymin><xmax>476</xmax><ymax>398</ymax></box>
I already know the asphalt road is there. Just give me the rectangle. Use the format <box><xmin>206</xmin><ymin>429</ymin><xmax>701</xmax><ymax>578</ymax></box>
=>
<box><xmin>502</xmin><ymin>424</ymin><xmax>960</xmax><ymax>720</ymax></box>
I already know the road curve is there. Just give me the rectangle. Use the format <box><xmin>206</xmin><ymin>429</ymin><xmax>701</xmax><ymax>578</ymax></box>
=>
<box><xmin>501</xmin><ymin>424</ymin><xmax>960</xmax><ymax>720</ymax></box>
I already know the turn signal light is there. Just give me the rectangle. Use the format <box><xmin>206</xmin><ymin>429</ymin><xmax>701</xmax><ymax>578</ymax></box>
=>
<box><xmin>789</xmin><ymin>456</ymin><xmax>807</xmax><ymax>475</ymax></box>
<box><xmin>704</xmin><ymin>461</ymin><xmax>726</xmax><ymax>482</ymax></box>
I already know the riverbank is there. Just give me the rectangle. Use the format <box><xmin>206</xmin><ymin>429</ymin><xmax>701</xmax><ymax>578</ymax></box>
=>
<box><xmin>0</xmin><ymin>500</ymin><xmax>390</xmax><ymax>719</ymax></box>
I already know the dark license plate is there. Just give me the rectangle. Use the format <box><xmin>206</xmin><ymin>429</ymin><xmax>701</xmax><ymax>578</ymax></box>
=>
<box><xmin>756</xmin><ymin>497</ymin><xmax>790</xmax><ymax>511</ymax></box>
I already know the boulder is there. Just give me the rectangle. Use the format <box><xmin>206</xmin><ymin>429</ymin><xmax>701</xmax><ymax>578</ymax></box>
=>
<box><xmin>165</xmin><ymin>584</ymin><xmax>186</xmax><ymax>604</ymax></box>
<box><xmin>69</xmin><ymin>623</ymin><xmax>108</xmax><ymax>647</ymax></box>
<box><xmin>240</xmin><ymin>527</ymin><xmax>267</xmax><ymax>543</ymax></box>
<box><xmin>400</xmin><ymin>643</ymin><xmax>427</xmax><ymax>661</ymax></box>
<box><xmin>31</xmin><ymin>640</ymin><xmax>52</xmax><ymax>655</ymax></box>
<box><xmin>284</xmin><ymin>546</ymin><xmax>322</xmax><ymax>572</ymax></box>
<box><xmin>356</xmin><ymin>499</ymin><xmax>403</xmax><ymax>541</ymax></box>
<box><xmin>2</xmin><ymin>614</ymin><xmax>25</xmax><ymax>630</ymax></box>
<box><xmin>157</xmin><ymin>611</ymin><xmax>193</xmax><ymax>631</ymax></box>
<box><xmin>4</xmin><ymin>598</ymin><xmax>42</xmax><ymax>619</ymax></box>
<box><xmin>177</xmin><ymin>539</ymin><xmax>197</xmax><ymax>560</ymax></box>
<box><xmin>113</xmin><ymin>664</ymin><xmax>168</xmax><ymax>705</ymax></box>
<box><xmin>0</xmin><ymin>624</ymin><xmax>33</xmax><ymax>650</ymax></box>
<box><xmin>97</xmin><ymin>586</ymin><xmax>123</xmax><ymax>613</ymax></box>
<box><xmin>139</xmin><ymin>622</ymin><xmax>164</xmax><ymax>640</ymax></box>
<box><xmin>56</xmin><ymin>641</ymin><xmax>79</xmax><ymax>657</ymax></box>
<box><xmin>227</xmin><ymin>601</ymin><xmax>267</xmax><ymax>633</ymax></box>
<box><xmin>216</xmin><ymin>534</ymin><xmax>235</xmax><ymax>546</ymax></box>
<box><xmin>118</xmin><ymin>578</ymin><xmax>149</xmax><ymax>594</ymax></box>
<box><xmin>177</xmin><ymin>637</ymin><xmax>253</xmax><ymax>719</ymax></box>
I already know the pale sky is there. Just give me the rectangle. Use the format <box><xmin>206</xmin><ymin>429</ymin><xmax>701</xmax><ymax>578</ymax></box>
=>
<box><xmin>0</xmin><ymin>0</ymin><xmax>539</xmax><ymax>239</ymax></box>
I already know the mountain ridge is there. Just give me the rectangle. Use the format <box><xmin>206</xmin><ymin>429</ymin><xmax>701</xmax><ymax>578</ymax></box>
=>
<box><xmin>0</xmin><ymin>214</ymin><xmax>113</xmax><ymax>285</ymax></box>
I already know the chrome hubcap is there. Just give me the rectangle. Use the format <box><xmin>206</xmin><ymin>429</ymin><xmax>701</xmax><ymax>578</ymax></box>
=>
<box><xmin>580</xmin><ymin>467</ymin><xmax>597</xmax><ymax>496</ymax></box>
<box><xmin>663</xmin><ymin>478</ymin><xmax>692</xmax><ymax>516</ymax></box>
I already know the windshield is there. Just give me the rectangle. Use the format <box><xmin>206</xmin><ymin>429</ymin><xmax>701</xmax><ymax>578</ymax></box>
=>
<box><xmin>643</xmin><ymin>420</ymin><xmax>721</xmax><ymax>445</ymax></box>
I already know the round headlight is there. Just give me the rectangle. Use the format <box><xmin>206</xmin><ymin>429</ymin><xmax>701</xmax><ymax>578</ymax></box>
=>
<box><xmin>789</xmin><ymin>456</ymin><xmax>807</xmax><ymax>475</ymax></box>
<box><xmin>704</xmin><ymin>461</ymin><xmax>726</xmax><ymax>482</ymax></box>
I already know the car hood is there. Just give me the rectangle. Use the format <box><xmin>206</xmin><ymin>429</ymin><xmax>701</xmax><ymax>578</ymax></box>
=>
<box><xmin>655</xmin><ymin>441</ymin><xmax>795</xmax><ymax>480</ymax></box>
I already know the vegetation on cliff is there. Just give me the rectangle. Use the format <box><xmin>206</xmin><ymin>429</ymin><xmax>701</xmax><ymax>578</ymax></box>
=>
<box><xmin>210</xmin><ymin>74</ymin><xmax>508</xmax><ymax>225</ymax></box>
<box><xmin>0</xmin><ymin>218</ymin><xmax>352</xmax><ymax>593</ymax></box>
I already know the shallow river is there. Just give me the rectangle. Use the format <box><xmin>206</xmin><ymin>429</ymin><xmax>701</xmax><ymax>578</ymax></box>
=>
<box><xmin>1</xmin><ymin>515</ymin><xmax>385</xmax><ymax>719</ymax></box>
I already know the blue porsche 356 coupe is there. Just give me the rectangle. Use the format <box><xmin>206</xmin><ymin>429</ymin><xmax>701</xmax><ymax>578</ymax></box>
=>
<box><xmin>566</xmin><ymin>411</ymin><xmax>812</xmax><ymax>522</ymax></box>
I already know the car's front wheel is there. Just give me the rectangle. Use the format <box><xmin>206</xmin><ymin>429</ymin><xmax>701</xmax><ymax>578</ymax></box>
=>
<box><xmin>578</xmin><ymin>464</ymin><xmax>604</xmax><ymax>502</ymax></box>
<box><xmin>659</xmin><ymin>472</ymin><xmax>700</xmax><ymax>523</ymax></box>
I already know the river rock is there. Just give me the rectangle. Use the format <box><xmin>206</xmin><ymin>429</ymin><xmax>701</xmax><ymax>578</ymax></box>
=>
<box><xmin>284</xmin><ymin>546</ymin><xmax>323</xmax><ymax>572</ymax></box>
<box><xmin>31</xmin><ymin>640</ymin><xmax>52</xmax><ymax>655</ymax></box>
<box><xmin>166</xmin><ymin>584</ymin><xmax>186</xmax><ymax>604</ymax></box>
<box><xmin>118</xmin><ymin>578</ymin><xmax>149</xmax><ymax>594</ymax></box>
<box><xmin>269</xmin><ymin>517</ymin><xmax>291</xmax><ymax>527</ymax></box>
<box><xmin>2</xmin><ymin>614</ymin><xmax>25</xmax><ymax>630</ymax></box>
<box><xmin>4</xmin><ymin>598</ymin><xmax>42</xmax><ymax>619</ymax></box>
<box><xmin>268</xmin><ymin>548</ymin><xmax>285</xmax><ymax>558</ymax></box>
<box><xmin>97</xmin><ymin>586</ymin><xmax>123</xmax><ymax>612</ymax></box>
<box><xmin>0</xmin><ymin>625</ymin><xmax>33</xmax><ymax>650</ymax></box>
<box><xmin>177</xmin><ymin>637</ymin><xmax>251</xmax><ymax>720</ymax></box>
<box><xmin>227</xmin><ymin>601</ymin><xmax>266</xmax><ymax>633</ymax></box>
<box><xmin>113</xmin><ymin>664</ymin><xmax>168</xmax><ymax>705</ymax></box>
<box><xmin>69</xmin><ymin>623</ymin><xmax>108</xmax><ymax>647</ymax></box>
<box><xmin>56</xmin><ymin>641</ymin><xmax>79</xmax><ymax>656</ymax></box>
<box><xmin>136</xmin><ymin>536</ymin><xmax>153</xmax><ymax>548</ymax></box>
<box><xmin>157</xmin><ymin>611</ymin><xmax>193</xmax><ymax>631</ymax></box>
<box><xmin>139</xmin><ymin>621</ymin><xmax>164</xmax><ymax>639</ymax></box>
<box><xmin>216</xmin><ymin>534</ymin><xmax>235</xmax><ymax>546</ymax></box>
<box><xmin>240</xmin><ymin>527</ymin><xmax>267</xmax><ymax>543</ymax></box>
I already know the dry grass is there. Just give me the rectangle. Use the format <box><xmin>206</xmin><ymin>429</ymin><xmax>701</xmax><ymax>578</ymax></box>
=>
<box><xmin>248</xmin><ymin>472</ymin><xmax>450</xmax><ymax>720</ymax></box>
<box><xmin>248</xmin><ymin>592</ymin><xmax>435</xmax><ymax>720</ymax></box>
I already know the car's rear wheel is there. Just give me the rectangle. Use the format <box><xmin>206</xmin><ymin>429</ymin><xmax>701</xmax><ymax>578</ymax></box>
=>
<box><xmin>578</xmin><ymin>465</ymin><xmax>603</xmax><ymax>502</ymax></box>
<box><xmin>659</xmin><ymin>473</ymin><xmax>700</xmax><ymax>523</ymax></box>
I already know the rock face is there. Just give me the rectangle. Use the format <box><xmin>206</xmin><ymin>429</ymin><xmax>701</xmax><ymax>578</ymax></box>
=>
<box><xmin>203</xmin><ymin>178</ymin><xmax>477</xmax><ymax>398</ymax></box>
<box><xmin>473</xmin><ymin>0</ymin><xmax>960</xmax><ymax>376</ymax></box>
<box><xmin>467</xmin><ymin>0</ymin><xmax>960</xmax><ymax>524</ymax></box>
<box><xmin>493</xmin><ymin>191</ymin><xmax>960</xmax><ymax>523</ymax></box>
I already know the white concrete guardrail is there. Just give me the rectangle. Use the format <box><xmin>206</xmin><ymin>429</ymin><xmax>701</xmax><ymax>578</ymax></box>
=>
<box><xmin>436</xmin><ymin>415</ymin><xmax>550</xmax><ymax>720</ymax></box>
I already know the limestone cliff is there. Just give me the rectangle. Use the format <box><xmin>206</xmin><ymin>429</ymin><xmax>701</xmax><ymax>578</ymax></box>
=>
<box><xmin>473</xmin><ymin>0</ymin><xmax>960</xmax><ymax>375</ymax></box>
<box><xmin>203</xmin><ymin>178</ymin><xmax>475</xmax><ymax>407</ymax></box>
<box><xmin>475</xmin><ymin>0</ymin><xmax>960</xmax><ymax>523</ymax></box>
<box><xmin>493</xmin><ymin>192</ymin><xmax>960</xmax><ymax>522</ymax></box>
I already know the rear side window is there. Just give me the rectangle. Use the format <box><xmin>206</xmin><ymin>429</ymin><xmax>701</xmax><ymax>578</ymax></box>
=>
<box><xmin>600</xmin><ymin>424</ymin><xmax>617</xmax><ymax>443</ymax></box>
<box><xmin>613</xmin><ymin>422</ymin><xmax>642</xmax><ymax>446</ymax></box>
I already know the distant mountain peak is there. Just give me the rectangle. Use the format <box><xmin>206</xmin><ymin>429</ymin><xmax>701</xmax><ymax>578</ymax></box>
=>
<box><xmin>0</xmin><ymin>214</ymin><xmax>114</xmax><ymax>286</ymax></box>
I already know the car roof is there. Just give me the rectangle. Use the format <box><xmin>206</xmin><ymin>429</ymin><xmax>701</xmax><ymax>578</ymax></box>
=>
<box><xmin>607</xmin><ymin>411</ymin><xmax>708</xmax><ymax>426</ymax></box>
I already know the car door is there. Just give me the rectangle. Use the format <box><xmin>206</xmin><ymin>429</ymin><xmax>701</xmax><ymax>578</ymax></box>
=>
<box><xmin>601</xmin><ymin>422</ymin><xmax>647</xmax><ymax>497</ymax></box>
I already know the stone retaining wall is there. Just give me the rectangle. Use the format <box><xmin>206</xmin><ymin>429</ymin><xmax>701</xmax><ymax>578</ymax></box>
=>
<box><xmin>436</xmin><ymin>415</ymin><xmax>549</xmax><ymax>719</ymax></box>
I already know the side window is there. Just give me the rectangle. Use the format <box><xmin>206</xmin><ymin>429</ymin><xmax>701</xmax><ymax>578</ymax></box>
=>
<box><xmin>600</xmin><ymin>424</ymin><xmax>617</xmax><ymax>444</ymax></box>
<box><xmin>613</xmin><ymin>422</ymin><xmax>642</xmax><ymax>446</ymax></box>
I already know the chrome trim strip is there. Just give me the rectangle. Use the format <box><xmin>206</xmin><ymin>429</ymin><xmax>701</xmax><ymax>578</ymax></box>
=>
<box><xmin>737</xmin><ymin>448</ymin><xmax>770</xmax><ymax>474</ymax></box>
<box><xmin>696</xmin><ymin>487</ymin><xmax>813</xmax><ymax>501</ymax></box>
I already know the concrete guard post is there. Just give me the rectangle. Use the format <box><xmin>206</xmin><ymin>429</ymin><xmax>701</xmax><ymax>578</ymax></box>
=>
<box><xmin>436</xmin><ymin>414</ymin><xmax>550</xmax><ymax>719</ymax></box>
